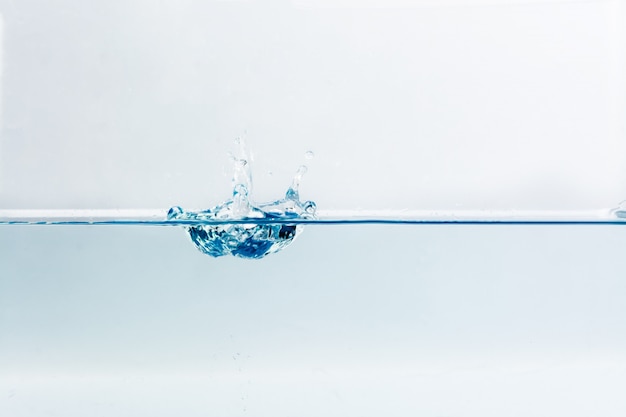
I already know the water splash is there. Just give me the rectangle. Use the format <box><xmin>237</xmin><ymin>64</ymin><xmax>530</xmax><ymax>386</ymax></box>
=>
<box><xmin>167</xmin><ymin>142</ymin><xmax>317</xmax><ymax>259</ymax></box>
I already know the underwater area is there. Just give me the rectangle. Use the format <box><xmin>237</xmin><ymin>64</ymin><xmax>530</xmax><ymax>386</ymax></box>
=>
<box><xmin>1</xmin><ymin>224</ymin><xmax>626</xmax><ymax>416</ymax></box>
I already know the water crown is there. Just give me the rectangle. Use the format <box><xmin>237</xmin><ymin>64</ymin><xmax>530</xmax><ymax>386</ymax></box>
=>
<box><xmin>167</xmin><ymin>141</ymin><xmax>317</xmax><ymax>259</ymax></box>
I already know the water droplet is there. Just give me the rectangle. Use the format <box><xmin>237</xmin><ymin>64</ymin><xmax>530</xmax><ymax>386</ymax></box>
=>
<box><xmin>167</xmin><ymin>206</ymin><xmax>184</xmax><ymax>220</ymax></box>
<box><xmin>612</xmin><ymin>200</ymin><xmax>626</xmax><ymax>218</ymax></box>
<box><xmin>286</xmin><ymin>165</ymin><xmax>308</xmax><ymax>201</ymax></box>
<box><xmin>304</xmin><ymin>201</ymin><xmax>317</xmax><ymax>215</ymax></box>
<box><xmin>305</xmin><ymin>150</ymin><xmax>315</xmax><ymax>160</ymax></box>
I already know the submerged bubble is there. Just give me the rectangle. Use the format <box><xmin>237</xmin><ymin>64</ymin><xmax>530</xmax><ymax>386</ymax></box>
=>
<box><xmin>305</xmin><ymin>150</ymin><xmax>315</xmax><ymax>160</ymax></box>
<box><xmin>168</xmin><ymin>147</ymin><xmax>316</xmax><ymax>259</ymax></box>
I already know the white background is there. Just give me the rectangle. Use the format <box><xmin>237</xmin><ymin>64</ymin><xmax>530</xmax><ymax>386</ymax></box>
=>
<box><xmin>0</xmin><ymin>0</ymin><xmax>625</xmax><ymax>211</ymax></box>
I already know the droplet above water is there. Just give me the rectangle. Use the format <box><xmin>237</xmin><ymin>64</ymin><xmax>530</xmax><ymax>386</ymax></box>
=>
<box><xmin>612</xmin><ymin>200</ymin><xmax>626</xmax><ymax>218</ymax></box>
<box><xmin>167</xmin><ymin>206</ymin><xmax>184</xmax><ymax>220</ymax></box>
<box><xmin>304</xmin><ymin>201</ymin><xmax>317</xmax><ymax>214</ymax></box>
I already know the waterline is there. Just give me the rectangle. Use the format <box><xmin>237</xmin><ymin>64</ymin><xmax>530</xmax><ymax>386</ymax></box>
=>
<box><xmin>1</xmin><ymin>209</ymin><xmax>625</xmax><ymax>226</ymax></box>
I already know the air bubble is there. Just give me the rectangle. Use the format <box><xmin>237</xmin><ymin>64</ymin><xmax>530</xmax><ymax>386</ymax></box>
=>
<box><xmin>305</xmin><ymin>150</ymin><xmax>315</xmax><ymax>160</ymax></box>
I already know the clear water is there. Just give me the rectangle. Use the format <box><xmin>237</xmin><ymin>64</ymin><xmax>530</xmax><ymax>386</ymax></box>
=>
<box><xmin>1</xmin><ymin>225</ymin><xmax>626</xmax><ymax>417</ymax></box>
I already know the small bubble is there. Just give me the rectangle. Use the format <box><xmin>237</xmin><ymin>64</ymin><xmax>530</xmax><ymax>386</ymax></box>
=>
<box><xmin>305</xmin><ymin>150</ymin><xmax>315</xmax><ymax>160</ymax></box>
<box><xmin>268</xmin><ymin>171</ymin><xmax>273</xmax><ymax>176</ymax></box>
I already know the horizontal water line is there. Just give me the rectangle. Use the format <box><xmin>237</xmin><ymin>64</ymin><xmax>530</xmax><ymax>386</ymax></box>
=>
<box><xmin>1</xmin><ymin>209</ymin><xmax>625</xmax><ymax>226</ymax></box>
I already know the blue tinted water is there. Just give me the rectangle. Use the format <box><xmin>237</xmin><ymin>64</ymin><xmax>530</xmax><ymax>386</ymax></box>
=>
<box><xmin>2</xmin><ymin>224</ymin><xmax>626</xmax><ymax>417</ymax></box>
